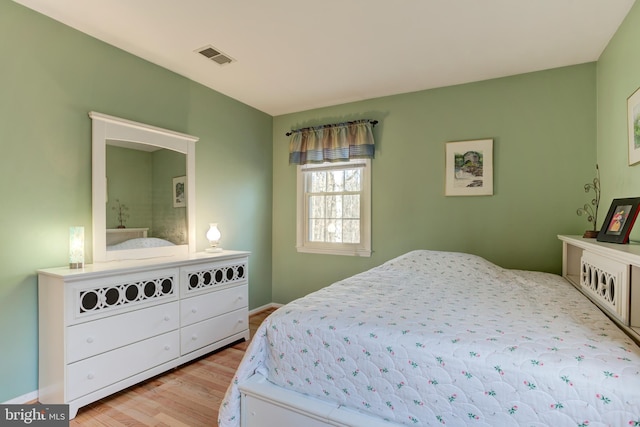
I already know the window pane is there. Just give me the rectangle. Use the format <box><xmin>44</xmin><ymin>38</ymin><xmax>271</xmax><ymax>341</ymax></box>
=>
<box><xmin>326</xmin><ymin>219</ymin><xmax>342</xmax><ymax>242</ymax></box>
<box><xmin>309</xmin><ymin>171</ymin><xmax>326</xmax><ymax>192</ymax></box>
<box><xmin>327</xmin><ymin>170</ymin><xmax>345</xmax><ymax>192</ymax></box>
<box><xmin>308</xmin><ymin>219</ymin><xmax>325</xmax><ymax>241</ymax></box>
<box><xmin>326</xmin><ymin>195</ymin><xmax>342</xmax><ymax>219</ymax></box>
<box><xmin>308</xmin><ymin>195</ymin><xmax>325</xmax><ymax>219</ymax></box>
<box><xmin>344</xmin><ymin>169</ymin><xmax>361</xmax><ymax>191</ymax></box>
<box><xmin>343</xmin><ymin>195</ymin><xmax>360</xmax><ymax>218</ymax></box>
<box><xmin>342</xmin><ymin>220</ymin><xmax>360</xmax><ymax>243</ymax></box>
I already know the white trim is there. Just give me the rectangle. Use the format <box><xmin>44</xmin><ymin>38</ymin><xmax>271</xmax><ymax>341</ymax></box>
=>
<box><xmin>90</xmin><ymin>112</ymin><xmax>198</xmax><ymax>263</ymax></box>
<box><xmin>3</xmin><ymin>390</ymin><xmax>38</xmax><ymax>404</ymax></box>
<box><xmin>296</xmin><ymin>159</ymin><xmax>371</xmax><ymax>257</ymax></box>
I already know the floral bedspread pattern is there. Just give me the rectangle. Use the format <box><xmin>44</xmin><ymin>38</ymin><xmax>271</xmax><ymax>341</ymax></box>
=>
<box><xmin>219</xmin><ymin>250</ymin><xmax>640</xmax><ymax>426</ymax></box>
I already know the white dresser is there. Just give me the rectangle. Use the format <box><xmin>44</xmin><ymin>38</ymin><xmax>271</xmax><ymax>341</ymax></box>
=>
<box><xmin>37</xmin><ymin>250</ymin><xmax>250</xmax><ymax>418</ymax></box>
<box><xmin>558</xmin><ymin>235</ymin><xmax>640</xmax><ymax>344</ymax></box>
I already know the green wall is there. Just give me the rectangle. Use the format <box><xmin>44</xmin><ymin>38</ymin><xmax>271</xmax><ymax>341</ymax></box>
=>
<box><xmin>0</xmin><ymin>2</ymin><xmax>273</xmax><ymax>402</ymax></box>
<box><xmin>151</xmin><ymin>148</ymin><xmax>188</xmax><ymax>244</ymax></box>
<box><xmin>106</xmin><ymin>146</ymin><xmax>154</xmax><ymax>230</ymax></box>
<box><xmin>272</xmin><ymin>64</ymin><xmax>597</xmax><ymax>303</ymax></box>
<box><xmin>597</xmin><ymin>0</ymin><xmax>640</xmax><ymax>240</ymax></box>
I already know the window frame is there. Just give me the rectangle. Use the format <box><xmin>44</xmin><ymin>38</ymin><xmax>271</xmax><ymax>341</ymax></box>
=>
<box><xmin>296</xmin><ymin>159</ymin><xmax>371</xmax><ymax>257</ymax></box>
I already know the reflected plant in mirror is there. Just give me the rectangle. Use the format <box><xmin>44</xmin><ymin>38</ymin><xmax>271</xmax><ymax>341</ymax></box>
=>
<box><xmin>111</xmin><ymin>199</ymin><xmax>129</xmax><ymax>229</ymax></box>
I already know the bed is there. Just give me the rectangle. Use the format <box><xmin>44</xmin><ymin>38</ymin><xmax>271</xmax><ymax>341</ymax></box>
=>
<box><xmin>219</xmin><ymin>250</ymin><xmax>640</xmax><ymax>427</ymax></box>
<box><xmin>105</xmin><ymin>227</ymin><xmax>149</xmax><ymax>245</ymax></box>
<box><xmin>106</xmin><ymin>237</ymin><xmax>175</xmax><ymax>251</ymax></box>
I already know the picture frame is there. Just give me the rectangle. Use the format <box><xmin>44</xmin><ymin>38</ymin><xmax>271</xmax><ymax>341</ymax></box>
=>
<box><xmin>172</xmin><ymin>176</ymin><xmax>186</xmax><ymax>208</ymax></box>
<box><xmin>445</xmin><ymin>139</ymin><xmax>493</xmax><ymax>196</ymax></box>
<box><xmin>628</xmin><ymin>87</ymin><xmax>640</xmax><ymax>165</ymax></box>
<box><xmin>596</xmin><ymin>197</ymin><xmax>640</xmax><ymax>243</ymax></box>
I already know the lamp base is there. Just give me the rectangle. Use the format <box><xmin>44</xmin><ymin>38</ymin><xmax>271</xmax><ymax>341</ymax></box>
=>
<box><xmin>69</xmin><ymin>262</ymin><xmax>84</xmax><ymax>269</ymax></box>
<box><xmin>205</xmin><ymin>247</ymin><xmax>223</xmax><ymax>253</ymax></box>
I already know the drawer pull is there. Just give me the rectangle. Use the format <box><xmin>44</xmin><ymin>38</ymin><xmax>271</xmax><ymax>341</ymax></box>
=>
<box><xmin>164</xmin><ymin>316</ymin><xmax>171</xmax><ymax>321</ymax></box>
<box><xmin>87</xmin><ymin>373</ymin><xmax>95</xmax><ymax>380</ymax></box>
<box><xmin>86</xmin><ymin>337</ymin><xmax>94</xmax><ymax>344</ymax></box>
<box><xmin>164</xmin><ymin>345</ymin><xmax>171</xmax><ymax>351</ymax></box>
<box><xmin>191</xmin><ymin>335</ymin><xmax>198</xmax><ymax>341</ymax></box>
<box><xmin>191</xmin><ymin>308</ymin><xmax>197</xmax><ymax>314</ymax></box>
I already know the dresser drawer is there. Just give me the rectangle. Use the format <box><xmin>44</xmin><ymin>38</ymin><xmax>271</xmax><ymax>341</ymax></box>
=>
<box><xmin>67</xmin><ymin>330</ymin><xmax>180</xmax><ymax>401</ymax></box>
<box><xmin>181</xmin><ymin>308</ymin><xmax>248</xmax><ymax>355</ymax></box>
<box><xmin>67</xmin><ymin>267</ymin><xmax>179</xmax><ymax>325</ymax></box>
<box><xmin>67</xmin><ymin>302</ymin><xmax>179</xmax><ymax>363</ymax></box>
<box><xmin>180</xmin><ymin>284</ymin><xmax>247</xmax><ymax>326</ymax></box>
<box><xmin>180</xmin><ymin>258</ymin><xmax>248</xmax><ymax>297</ymax></box>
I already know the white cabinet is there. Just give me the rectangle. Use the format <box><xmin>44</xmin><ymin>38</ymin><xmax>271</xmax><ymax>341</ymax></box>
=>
<box><xmin>558</xmin><ymin>235</ymin><xmax>639</xmax><ymax>343</ymax></box>
<box><xmin>37</xmin><ymin>250</ymin><xmax>250</xmax><ymax>418</ymax></box>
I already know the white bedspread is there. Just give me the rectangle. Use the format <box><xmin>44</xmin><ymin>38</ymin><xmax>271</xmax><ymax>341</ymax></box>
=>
<box><xmin>219</xmin><ymin>250</ymin><xmax>640</xmax><ymax>426</ymax></box>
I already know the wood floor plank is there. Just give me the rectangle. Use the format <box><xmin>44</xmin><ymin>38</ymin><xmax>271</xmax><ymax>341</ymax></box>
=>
<box><xmin>65</xmin><ymin>308</ymin><xmax>276</xmax><ymax>426</ymax></box>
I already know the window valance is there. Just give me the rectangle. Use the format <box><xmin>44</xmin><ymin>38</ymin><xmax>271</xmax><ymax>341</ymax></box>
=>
<box><xmin>288</xmin><ymin>119</ymin><xmax>377</xmax><ymax>165</ymax></box>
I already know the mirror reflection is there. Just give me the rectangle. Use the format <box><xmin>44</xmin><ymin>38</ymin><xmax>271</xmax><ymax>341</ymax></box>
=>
<box><xmin>105</xmin><ymin>141</ymin><xmax>187</xmax><ymax>251</ymax></box>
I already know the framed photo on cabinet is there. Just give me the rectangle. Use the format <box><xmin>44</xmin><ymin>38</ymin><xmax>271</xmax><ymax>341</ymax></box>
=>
<box><xmin>597</xmin><ymin>197</ymin><xmax>640</xmax><ymax>243</ymax></box>
<box><xmin>628</xmin><ymin>87</ymin><xmax>640</xmax><ymax>165</ymax></box>
<box><xmin>445</xmin><ymin>139</ymin><xmax>493</xmax><ymax>196</ymax></box>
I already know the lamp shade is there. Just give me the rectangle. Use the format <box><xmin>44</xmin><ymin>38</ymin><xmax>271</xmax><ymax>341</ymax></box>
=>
<box><xmin>205</xmin><ymin>223</ymin><xmax>222</xmax><ymax>252</ymax></box>
<box><xmin>69</xmin><ymin>226</ymin><xmax>85</xmax><ymax>269</ymax></box>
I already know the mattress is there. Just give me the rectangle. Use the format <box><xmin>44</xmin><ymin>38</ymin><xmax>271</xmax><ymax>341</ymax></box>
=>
<box><xmin>219</xmin><ymin>250</ymin><xmax>640</xmax><ymax>426</ymax></box>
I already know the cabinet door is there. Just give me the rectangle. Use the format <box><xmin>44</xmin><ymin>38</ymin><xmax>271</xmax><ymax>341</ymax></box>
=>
<box><xmin>581</xmin><ymin>251</ymin><xmax>630</xmax><ymax>324</ymax></box>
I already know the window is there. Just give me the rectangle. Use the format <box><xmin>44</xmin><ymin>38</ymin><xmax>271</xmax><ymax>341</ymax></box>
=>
<box><xmin>296</xmin><ymin>159</ymin><xmax>371</xmax><ymax>256</ymax></box>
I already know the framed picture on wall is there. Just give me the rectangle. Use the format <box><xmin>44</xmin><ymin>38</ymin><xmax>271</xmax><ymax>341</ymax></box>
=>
<box><xmin>445</xmin><ymin>139</ymin><xmax>493</xmax><ymax>196</ymax></box>
<box><xmin>628</xmin><ymin>87</ymin><xmax>640</xmax><ymax>165</ymax></box>
<box><xmin>596</xmin><ymin>197</ymin><xmax>640</xmax><ymax>243</ymax></box>
<box><xmin>173</xmin><ymin>176</ymin><xmax>186</xmax><ymax>208</ymax></box>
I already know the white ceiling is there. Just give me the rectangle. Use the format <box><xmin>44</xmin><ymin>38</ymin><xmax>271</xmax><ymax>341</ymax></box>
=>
<box><xmin>14</xmin><ymin>0</ymin><xmax>637</xmax><ymax>116</ymax></box>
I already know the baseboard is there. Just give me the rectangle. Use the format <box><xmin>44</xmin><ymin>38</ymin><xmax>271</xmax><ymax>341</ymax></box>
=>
<box><xmin>3</xmin><ymin>390</ymin><xmax>38</xmax><ymax>404</ymax></box>
<box><xmin>249</xmin><ymin>302</ymin><xmax>283</xmax><ymax>316</ymax></box>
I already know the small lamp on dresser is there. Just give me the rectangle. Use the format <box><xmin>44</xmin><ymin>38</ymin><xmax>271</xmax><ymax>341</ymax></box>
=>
<box><xmin>205</xmin><ymin>223</ymin><xmax>222</xmax><ymax>252</ymax></box>
<box><xmin>69</xmin><ymin>226</ymin><xmax>84</xmax><ymax>269</ymax></box>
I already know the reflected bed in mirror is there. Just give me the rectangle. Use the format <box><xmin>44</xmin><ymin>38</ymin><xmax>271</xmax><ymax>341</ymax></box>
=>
<box><xmin>90</xmin><ymin>112</ymin><xmax>199</xmax><ymax>262</ymax></box>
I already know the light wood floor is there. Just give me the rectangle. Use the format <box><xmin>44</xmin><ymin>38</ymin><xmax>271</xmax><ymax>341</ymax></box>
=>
<box><xmin>67</xmin><ymin>307</ymin><xmax>277</xmax><ymax>427</ymax></box>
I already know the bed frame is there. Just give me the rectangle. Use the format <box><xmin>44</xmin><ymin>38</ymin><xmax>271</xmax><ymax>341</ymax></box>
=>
<box><xmin>559</xmin><ymin>234</ymin><xmax>640</xmax><ymax>344</ymax></box>
<box><xmin>239</xmin><ymin>373</ymin><xmax>402</xmax><ymax>427</ymax></box>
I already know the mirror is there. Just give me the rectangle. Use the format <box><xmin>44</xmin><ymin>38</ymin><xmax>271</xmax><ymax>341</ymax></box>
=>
<box><xmin>90</xmin><ymin>112</ymin><xmax>198</xmax><ymax>262</ymax></box>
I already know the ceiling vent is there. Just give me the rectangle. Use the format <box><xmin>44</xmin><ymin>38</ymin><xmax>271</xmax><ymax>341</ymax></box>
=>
<box><xmin>196</xmin><ymin>45</ymin><xmax>234</xmax><ymax>65</ymax></box>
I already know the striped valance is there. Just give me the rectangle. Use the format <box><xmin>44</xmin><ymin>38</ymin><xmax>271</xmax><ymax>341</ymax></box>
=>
<box><xmin>288</xmin><ymin>119</ymin><xmax>376</xmax><ymax>165</ymax></box>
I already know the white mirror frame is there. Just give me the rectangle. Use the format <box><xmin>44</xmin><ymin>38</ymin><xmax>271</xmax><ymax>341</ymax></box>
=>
<box><xmin>90</xmin><ymin>112</ymin><xmax>199</xmax><ymax>262</ymax></box>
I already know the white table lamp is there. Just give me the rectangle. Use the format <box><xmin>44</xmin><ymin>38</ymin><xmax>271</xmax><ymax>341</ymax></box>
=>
<box><xmin>205</xmin><ymin>223</ymin><xmax>222</xmax><ymax>252</ymax></box>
